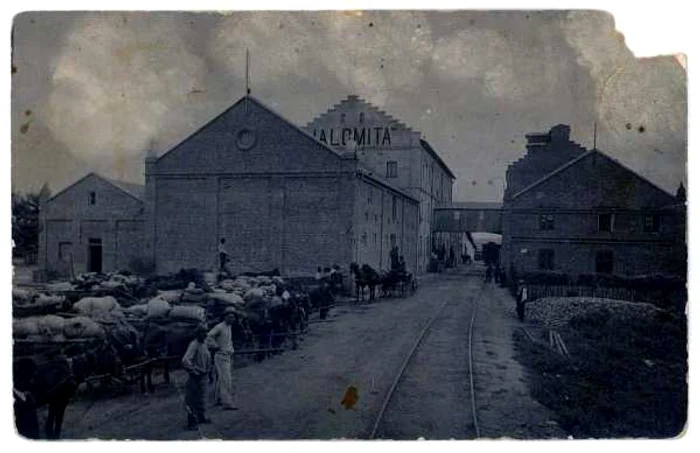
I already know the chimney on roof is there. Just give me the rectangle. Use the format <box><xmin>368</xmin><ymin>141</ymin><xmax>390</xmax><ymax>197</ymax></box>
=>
<box><xmin>676</xmin><ymin>182</ymin><xmax>686</xmax><ymax>203</ymax></box>
<box><xmin>550</xmin><ymin>124</ymin><xmax>571</xmax><ymax>142</ymax></box>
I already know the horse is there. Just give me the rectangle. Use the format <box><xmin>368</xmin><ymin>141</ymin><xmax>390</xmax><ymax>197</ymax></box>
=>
<box><xmin>349</xmin><ymin>263</ymin><xmax>368</xmax><ymax>301</ymax></box>
<box><xmin>350</xmin><ymin>263</ymin><xmax>381</xmax><ymax>302</ymax></box>
<box><xmin>380</xmin><ymin>270</ymin><xmax>401</xmax><ymax>298</ymax></box>
<box><xmin>14</xmin><ymin>339</ymin><xmax>123</xmax><ymax>440</ymax></box>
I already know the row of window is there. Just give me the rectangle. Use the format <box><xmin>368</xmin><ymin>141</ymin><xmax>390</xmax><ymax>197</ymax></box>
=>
<box><xmin>538</xmin><ymin>248</ymin><xmax>614</xmax><ymax>274</ymax></box>
<box><xmin>538</xmin><ymin>213</ymin><xmax>661</xmax><ymax>233</ymax></box>
<box><xmin>360</xmin><ymin>232</ymin><xmax>397</xmax><ymax>247</ymax></box>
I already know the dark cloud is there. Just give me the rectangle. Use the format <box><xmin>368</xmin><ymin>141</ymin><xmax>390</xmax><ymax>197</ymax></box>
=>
<box><xmin>11</xmin><ymin>11</ymin><xmax>686</xmax><ymax>201</ymax></box>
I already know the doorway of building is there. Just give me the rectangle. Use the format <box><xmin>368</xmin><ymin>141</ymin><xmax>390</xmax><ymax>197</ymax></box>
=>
<box><xmin>88</xmin><ymin>238</ymin><xmax>103</xmax><ymax>273</ymax></box>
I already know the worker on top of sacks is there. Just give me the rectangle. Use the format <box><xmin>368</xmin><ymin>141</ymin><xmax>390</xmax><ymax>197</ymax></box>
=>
<box><xmin>218</xmin><ymin>238</ymin><xmax>229</xmax><ymax>280</ymax></box>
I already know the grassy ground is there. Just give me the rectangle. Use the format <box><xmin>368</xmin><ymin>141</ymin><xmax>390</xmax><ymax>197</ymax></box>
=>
<box><xmin>513</xmin><ymin>305</ymin><xmax>687</xmax><ymax>439</ymax></box>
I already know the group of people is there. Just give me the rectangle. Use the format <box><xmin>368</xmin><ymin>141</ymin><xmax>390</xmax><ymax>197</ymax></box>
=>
<box><xmin>483</xmin><ymin>264</ymin><xmax>504</xmax><ymax>283</ymax></box>
<box><xmin>181</xmin><ymin>308</ymin><xmax>239</xmax><ymax>430</ymax></box>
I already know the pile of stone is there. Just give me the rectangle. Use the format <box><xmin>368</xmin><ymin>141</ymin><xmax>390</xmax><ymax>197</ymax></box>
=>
<box><xmin>517</xmin><ymin>297</ymin><xmax>667</xmax><ymax>329</ymax></box>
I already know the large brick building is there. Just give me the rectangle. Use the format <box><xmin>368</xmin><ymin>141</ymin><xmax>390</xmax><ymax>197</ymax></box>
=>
<box><xmin>304</xmin><ymin>96</ymin><xmax>455</xmax><ymax>272</ymax></box>
<box><xmin>501</xmin><ymin>125</ymin><xmax>686</xmax><ymax>279</ymax></box>
<box><xmin>40</xmin><ymin>96</ymin><xmax>420</xmax><ymax>278</ymax></box>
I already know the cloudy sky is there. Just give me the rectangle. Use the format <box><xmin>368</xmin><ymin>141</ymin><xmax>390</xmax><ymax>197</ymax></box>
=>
<box><xmin>10</xmin><ymin>10</ymin><xmax>686</xmax><ymax>202</ymax></box>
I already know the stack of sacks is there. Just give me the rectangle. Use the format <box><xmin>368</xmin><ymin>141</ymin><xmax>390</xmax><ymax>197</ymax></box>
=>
<box><xmin>45</xmin><ymin>281</ymin><xmax>75</xmax><ymax>292</ymax></box>
<box><xmin>243</xmin><ymin>288</ymin><xmax>266</xmax><ymax>305</ymax></box>
<box><xmin>219</xmin><ymin>279</ymin><xmax>237</xmax><ymax>292</ymax></box>
<box><xmin>182</xmin><ymin>282</ymin><xmax>206</xmax><ymax>303</ymax></box>
<box><xmin>257</xmin><ymin>276</ymin><xmax>272</xmax><ymax>286</ymax></box>
<box><xmin>169</xmin><ymin>305</ymin><xmax>207</xmax><ymax>322</ymax></box>
<box><xmin>126</xmin><ymin>304</ymin><xmax>149</xmax><ymax>317</ymax></box>
<box><xmin>208</xmin><ymin>292</ymin><xmax>245</xmax><ymax>306</ymax></box>
<box><xmin>13</xmin><ymin>315</ymin><xmax>66</xmax><ymax>341</ymax></box>
<box><xmin>73</xmin><ymin>296</ymin><xmax>120</xmax><ymax>317</ymax></box>
<box><xmin>13</xmin><ymin>288</ymin><xmax>37</xmax><ymax>303</ymax></box>
<box><xmin>146</xmin><ymin>297</ymin><xmax>172</xmax><ymax>319</ymax></box>
<box><xmin>99</xmin><ymin>280</ymin><xmax>126</xmax><ymax>291</ymax></box>
<box><xmin>157</xmin><ymin>290</ymin><xmax>182</xmax><ymax>304</ymax></box>
<box><xmin>39</xmin><ymin>315</ymin><xmax>66</xmax><ymax>340</ymax></box>
<box><xmin>13</xmin><ymin>317</ymin><xmax>41</xmax><ymax>339</ymax></box>
<box><xmin>34</xmin><ymin>294</ymin><xmax>66</xmax><ymax>307</ymax></box>
<box><xmin>63</xmin><ymin>316</ymin><xmax>105</xmax><ymax>339</ymax></box>
<box><xmin>203</xmin><ymin>272</ymin><xmax>217</xmax><ymax>287</ymax></box>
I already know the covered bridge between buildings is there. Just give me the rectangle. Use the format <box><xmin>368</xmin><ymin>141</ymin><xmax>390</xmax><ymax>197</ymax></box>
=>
<box><xmin>433</xmin><ymin>202</ymin><xmax>503</xmax><ymax>234</ymax></box>
<box><xmin>431</xmin><ymin>202</ymin><xmax>503</xmax><ymax>261</ymax></box>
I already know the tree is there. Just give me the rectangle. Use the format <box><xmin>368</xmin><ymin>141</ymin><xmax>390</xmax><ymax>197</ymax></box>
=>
<box><xmin>12</xmin><ymin>191</ymin><xmax>42</xmax><ymax>258</ymax></box>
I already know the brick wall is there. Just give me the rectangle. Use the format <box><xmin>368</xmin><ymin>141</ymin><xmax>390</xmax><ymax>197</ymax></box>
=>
<box><xmin>502</xmin><ymin>146</ymin><xmax>685</xmax><ymax>279</ymax></box>
<box><xmin>40</xmin><ymin>174</ymin><xmax>144</xmax><ymax>276</ymax></box>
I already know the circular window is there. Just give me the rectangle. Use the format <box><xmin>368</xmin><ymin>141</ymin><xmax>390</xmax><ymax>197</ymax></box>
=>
<box><xmin>235</xmin><ymin>128</ymin><xmax>257</xmax><ymax>150</ymax></box>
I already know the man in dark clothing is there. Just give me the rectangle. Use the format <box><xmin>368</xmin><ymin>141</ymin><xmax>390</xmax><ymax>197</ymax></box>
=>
<box><xmin>389</xmin><ymin>246</ymin><xmax>400</xmax><ymax>271</ymax></box>
<box><xmin>516</xmin><ymin>280</ymin><xmax>528</xmax><ymax>322</ymax></box>
<box><xmin>319</xmin><ymin>283</ymin><xmax>334</xmax><ymax>320</ymax></box>
<box><xmin>13</xmin><ymin>358</ymin><xmax>40</xmax><ymax>439</ymax></box>
<box><xmin>485</xmin><ymin>265</ymin><xmax>493</xmax><ymax>283</ymax></box>
<box><xmin>182</xmin><ymin>325</ymin><xmax>211</xmax><ymax>429</ymax></box>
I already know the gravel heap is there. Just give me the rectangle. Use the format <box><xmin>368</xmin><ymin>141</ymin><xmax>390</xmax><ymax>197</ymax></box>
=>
<box><xmin>514</xmin><ymin>297</ymin><xmax>666</xmax><ymax>328</ymax></box>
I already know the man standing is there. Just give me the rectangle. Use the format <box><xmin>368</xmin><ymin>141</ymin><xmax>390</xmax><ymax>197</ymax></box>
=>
<box><xmin>516</xmin><ymin>280</ymin><xmax>528</xmax><ymax>322</ymax></box>
<box><xmin>206</xmin><ymin>308</ymin><xmax>238</xmax><ymax>410</ymax></box>
<box><xmin>218</xmin><ymin>238</ymin><xmax>229</xmax><ymax>276</ymax></box>
<box><xmin>182</xmin><ymin>325</ymin><xmax>211</xmax><ymax>430</ymax></box>
<box><xmin>13</xmin><ymin>358</ymin><xmax>40</xmax><ymax>439</ymax></box>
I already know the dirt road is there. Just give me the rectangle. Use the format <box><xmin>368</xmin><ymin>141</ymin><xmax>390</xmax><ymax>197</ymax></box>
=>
<box><xmin>55</xmin><ymin>267</ymin><xmax>564</xmax><ymax>440</ymax></box>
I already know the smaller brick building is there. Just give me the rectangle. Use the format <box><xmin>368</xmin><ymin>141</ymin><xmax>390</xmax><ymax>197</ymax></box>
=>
<box><xmin>501</xmin><ymin>128</ymin><xmax>686</xmax><ymax>279</ymax></box>
<box><xmin>38</xmin><ymin>173</ymin><xmax>145</xmax><ymax>278</ymax></box>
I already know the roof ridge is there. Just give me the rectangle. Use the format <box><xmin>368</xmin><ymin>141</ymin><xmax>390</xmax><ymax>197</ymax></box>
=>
<box><xmin>158</xmin><ymin>95</ymin><xmax>346</xmax><ymax>164</ymax></box>
<box><xmin>510</xmin><ymin>149</ymin><xmax>676</xmax><ymax>201</ymax></box>
<box><xmin>47</xmin><ymin>172</ymin><xmax>144</xmax><ymax>203</ymax></box>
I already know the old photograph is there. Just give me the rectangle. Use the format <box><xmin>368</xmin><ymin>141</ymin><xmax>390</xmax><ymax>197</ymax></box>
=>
<box><xmin>10</xmin><ymin>10</ymin><xmax>687</xmax><ymax>440</ymax></box>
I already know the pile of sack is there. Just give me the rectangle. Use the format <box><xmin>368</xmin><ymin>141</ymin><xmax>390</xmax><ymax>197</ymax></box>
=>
<box><xmin>70</xmin><ymin>271</ymin><xmax>145</xmax><ymax>294</ymax></box>
<box><xmin>13</xmin><ymin>288</ymin><xmax>66</xmax><ymax>308</ymax></box>
<box><xmin>182</xmin><ymin>282</ymin><xmax>206</xmax><ymax>303</ymax></box>
<box><xmin>13</xmin><ymin>314</ymin><xmax>104</xmax><ymax>341</ymax></box>
<box><xmin>73</xmin><ymin>296</ymin><xmax>125</xmax><ymax>320</ymax></box>
<box><xmin>125</xmin><ymin>295</ymin><xmax>206</xmax><ymax>323</ymax></box>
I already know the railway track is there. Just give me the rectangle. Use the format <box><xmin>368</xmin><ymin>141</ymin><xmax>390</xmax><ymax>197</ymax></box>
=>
<box><xmin>368</xmin><ymin>280</ymin><xmax>485</xmax><ymax>439</ymax></box>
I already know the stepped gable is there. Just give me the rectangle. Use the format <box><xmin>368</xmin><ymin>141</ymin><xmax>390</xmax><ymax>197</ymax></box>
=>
<box><xmin>504</xmin><ymin>124</ymin><xmax>588</xmax><ymax>200</ymax></box>
<box><xmin>305</xmin><ymin>95</ymin><xmax>415</xmax><ymax>136</ymax></box>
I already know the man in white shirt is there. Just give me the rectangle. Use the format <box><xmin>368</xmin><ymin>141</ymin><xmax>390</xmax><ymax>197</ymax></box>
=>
<box><xmin>206</xmin><ymin>308</ymin><xmax>238</xmax><ymax>410</ymax></box>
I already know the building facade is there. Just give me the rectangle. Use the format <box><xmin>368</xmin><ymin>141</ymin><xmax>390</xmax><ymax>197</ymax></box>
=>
<box><xmin>39</xmin><ymin>96</ymin><xmax>419</xmax><ymax>278</ymax></box>
<box><xmin>304</xmin><ymin>95</ymin><xmax>455</xmax><ymax>272</ymax></box>
<box><xmin>501</xmin><ymin>128</ymin><xmax>686</xmax><ymax>280</ymax></box>
<box><xmin>38</xmin><ymin>173</ymin><xmax>145</xmax><ymax>278</ymax></box>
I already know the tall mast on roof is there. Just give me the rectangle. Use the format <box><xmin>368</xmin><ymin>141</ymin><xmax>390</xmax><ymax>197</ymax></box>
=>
<box><xmin>245</xmin><ymin>48</ymin><xmax>251</xmax><ymax>113</ymax></box>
